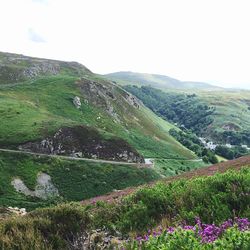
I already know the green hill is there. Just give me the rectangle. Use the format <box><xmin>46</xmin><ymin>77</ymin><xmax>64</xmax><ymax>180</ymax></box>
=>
<box><xmin>105</xmin><ymin>71</ymin><xmax>221</xmax><ymax>90</ymax></box>
<box><xmin>0</xmin><ymin>52</ymin><xmax>200</xmax><ymax>209</ymax></box>
<box><xmin>0</xmin><ymin>52</ymin><xmax>195</xmax><ymax>160</ymax></box>
<box><xmin>123</xmin><ymin>85</ymin><xmax>250</xmax><ymax>153</ymax></box>
<box><xmin>105</xmin><ymin>71</ymin><xmax>250</xmax><ymax>145</ymax></box>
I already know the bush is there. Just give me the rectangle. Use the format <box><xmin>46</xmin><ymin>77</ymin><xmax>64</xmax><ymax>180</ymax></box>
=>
<box><xmin>92</xmin><ymin>168</ymin><xmax>250</xmax><ymax>233</ymax></box>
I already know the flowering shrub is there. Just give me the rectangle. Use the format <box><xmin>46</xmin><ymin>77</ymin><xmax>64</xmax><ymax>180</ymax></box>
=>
<box><xmin>126</xmin><ymin>218</ymin><xmax>250</xmax><ymax>249</ymax></box>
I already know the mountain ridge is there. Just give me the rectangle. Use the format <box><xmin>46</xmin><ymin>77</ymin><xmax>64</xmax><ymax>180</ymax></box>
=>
<box><xmin>105</xmin><ymin>71</ymin><xmax>222</xmax><ymax>90</ymax></box>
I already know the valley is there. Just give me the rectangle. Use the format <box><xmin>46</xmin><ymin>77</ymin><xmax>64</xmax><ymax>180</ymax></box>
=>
<box><xmin>0</xmin><ymin>53</ymin><xmax>249</xmax><ymax>249</ymax></box>
<box><xmin>121</xmin><ymin>83</ymin><xmax>250</xmax><ymax>161</ymax></box>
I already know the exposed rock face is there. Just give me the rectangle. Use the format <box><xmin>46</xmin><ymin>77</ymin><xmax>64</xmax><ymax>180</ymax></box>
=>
<box><xmin>19</xmin><ymin>126</ymin><xmax>144</xmax><ymax>163</ymax></box>
<box><xmin>124</xmin><ymin>93</ymin><xmax>141</xmax><ymax>109</ymax></box>
<box><xmin>11</xmin><ymin>173</ymin><xmax>59</xmax><ymax>200</ymax></box>
<box><xmin>77</xmin><ymin>78</ymin><xmax>120</xmax><ymax>120</ymax></box>
<box><xmin>222</xmin><ymin>123</ymin><xmax>241</xmax><ymax>131</ymax></box>
<box><xmin>73</xmin><ymin>96</ymin><xmax>81</xmax><ymax>109</ymax></box>
<box><xmin>0</xmin><ymin>207</ymin><xmax>27</xmax><ymax>219</ymax></box>
<box><xmin>6</xmin><ymin>207</ymin><xmax>27</xmax><ymax>216</ymax></box>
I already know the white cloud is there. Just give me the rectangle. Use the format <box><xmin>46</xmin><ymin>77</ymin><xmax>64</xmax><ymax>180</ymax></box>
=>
<box><xmin>0</xmin><ymin>0</ymin><xmax>250</xmax><ymax>89</ymax></box>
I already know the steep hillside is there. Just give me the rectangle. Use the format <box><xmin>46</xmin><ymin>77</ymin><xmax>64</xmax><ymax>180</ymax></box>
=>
<box><xmin>105</xmin><ymin>71</ymin><xmax>221</xmax><ymax>90</ymax></box>
<box><xmin>0</xmin><ymin>150</ymin><xmax>160</xmax><ymax>210</ymax></box>
<box><xmin>0</xmin><ymin>52</ymin><xmax>195</xmax><ymax>161</ymax></box>
<box><xmin>198</xmin><ymin>90</ymin><xmax>250</xmax><ymax>143</ymax></box>
<box><xmin>105</xmin><ymin>72</ymin><xmax>250</xmax><ymax>146</ymax></box>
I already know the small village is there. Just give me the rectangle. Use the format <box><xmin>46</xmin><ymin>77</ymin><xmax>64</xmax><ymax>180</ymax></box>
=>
<box><xmin>199</xmin><ymin>137</ymin><xmax>250</xmax><ymax>151</ymax></box>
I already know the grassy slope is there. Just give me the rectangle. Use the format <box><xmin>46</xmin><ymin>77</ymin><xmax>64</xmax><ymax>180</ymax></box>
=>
<box><xmin>0</xmin><ymin>74</ymin><xmax>195</xmax><ymax>159</ymax></box>
<box><xmin>0</xmin><ymin>151</ymin><xmax>160</xmax><ymax>210</ymax></box>
<box><xmin>83</xmin><ymin>155</ymin><xmax>250</xmax><ymax>205</ymax></box>
<box><xmin>0</xmin><ymin>53</ymin><xmax>200</xmax><ymax>209</ymax></box>
<box><xmin>154</xmin><ymin>159</ymin><xmax>208</xmax><ymax>176</ymax></box>
<box><xmin>170</xmin><ymin>89</ymin><xmax>250</xmax><ymax>140</ymax></box>
<box><xmin>199</xmin><ymin>90</ymin><xmax>250</xmax><ymax>134</ymax></box>
<box><xmin>105</xmin><ymin>71</ymin><xmax>250</xmax><ymax>143</ymax></box>
<box><xmin>104</xmin><ymin>71</ymin><xmax>220</xmax><ymax>90</ymax></box>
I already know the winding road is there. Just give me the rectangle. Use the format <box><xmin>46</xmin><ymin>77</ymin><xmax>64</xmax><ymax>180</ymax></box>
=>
<box><xmin>0</xmin><ymin>148</ymin><xmax>201</xmax><ymax>167</ymax></box>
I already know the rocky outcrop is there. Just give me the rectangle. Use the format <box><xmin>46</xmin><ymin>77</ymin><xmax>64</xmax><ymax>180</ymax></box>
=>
<box><xmin>0</xmin><ymin>207</ymin><xmax>27</xmax><ymax>219</ymax></box>
<box><xmin>124</xmin><ymin>92</ymin><xmax>141</xmax><ymax>109</ymax></box>
<box><xmin>222</xmin><ymin>123</ymin><xmax>241</xmax><ymax>131</ymax></box>
<box><xmin>0</xmin><ymin>52</ymin><xmax>91</xmax><ymax>84</ymax></box>
<box><xmin>77</xmin><ymin>79</ymin><xmax>120</xmax><ymax>120</ymax></box>
<box><xmin>11</xmin><ymin>173</ymin><xmax>59</xmax><ymax>200</ymax></box>
<box><xmin>19</xmin><ymin>126</ymin><xmax>144</xmax><ymax>163</ymax></box>
<box><xmin>73</xmin><ymin>96</ymin><xmax>81</xmax><ymax>109</ymax></box>
<box><xmin>6</xmin><ymin>207</ymin><xmax>27</xmax><ymax>216</ymax></box>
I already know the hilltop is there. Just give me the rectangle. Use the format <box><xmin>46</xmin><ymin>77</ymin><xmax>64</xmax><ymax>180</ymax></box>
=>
<box><xmin>105</xmin><ymin>71</ymin><xmax>221</xmax><ymax>90</ymax></box>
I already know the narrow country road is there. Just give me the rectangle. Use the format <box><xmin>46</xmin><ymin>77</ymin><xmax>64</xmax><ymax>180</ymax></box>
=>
<box><xmin>0</xmin><ymin>148</ymin><xmax>201</xmax><ymax>166</ymax></box>
<box><xmin>0</xmin><ymin>148</ymin><xmax>140</xmax><ymax>166</ymax></box>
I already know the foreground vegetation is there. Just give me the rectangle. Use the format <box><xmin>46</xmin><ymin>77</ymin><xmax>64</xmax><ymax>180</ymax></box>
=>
<box><xmin>0</xmin><ymin>168</ymin><xmax>249</xmax><ymax>249</ymax></box>
<box><xmin>127</xmin><ymin>218</ymin><xmax>250</xmax><ymax>249</ymax></box>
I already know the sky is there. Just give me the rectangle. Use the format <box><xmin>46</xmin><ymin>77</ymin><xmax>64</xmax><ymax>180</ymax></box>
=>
<box><xmin>0</xmin><ymin>0</ymin><xmax>250</xmax><ymax>89</ymax></box>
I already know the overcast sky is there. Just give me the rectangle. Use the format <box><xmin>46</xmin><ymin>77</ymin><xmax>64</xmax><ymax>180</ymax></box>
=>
<box><xmin>0</xmin><ymin>0</ymin><xmax>250</xmax><ymax>89</ymax></box>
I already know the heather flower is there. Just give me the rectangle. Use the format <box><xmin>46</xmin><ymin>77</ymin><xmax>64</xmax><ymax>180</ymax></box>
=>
<box><xmin>235</xmin><ymin>217</ymin><xmax>250</xmax><ymax>231</ymax></box>
<box><xmin>167</xmin><ymin>227</ymin><xmax>175</xmax><ymax>233</ymax></box>
<box><xmin>183</xmin><ymin>225</ymin><xmax>195</xmax><ymax>231</ymax></box>
<box><xmin>136</xmin><ymin>236</ymin><xmax>142</xmax><ymax>242</ymax></box>
<box><xmin>133</xmin><ymin>217</ymin><xmax>250</xmax><ymax>246</ymax></box>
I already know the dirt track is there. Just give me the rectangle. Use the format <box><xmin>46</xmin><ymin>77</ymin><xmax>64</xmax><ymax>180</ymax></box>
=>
<box><xmin>82</xmin><ymin>155</ymin><xmax>250</xmax><ymax>205</ymax></box>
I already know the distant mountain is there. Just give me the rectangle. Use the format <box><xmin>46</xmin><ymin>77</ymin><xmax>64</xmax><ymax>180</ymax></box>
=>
<box><xmin>105</xmin><ymin>71</ymin><xmax>222</xmax><ymax>90</ymax></box>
